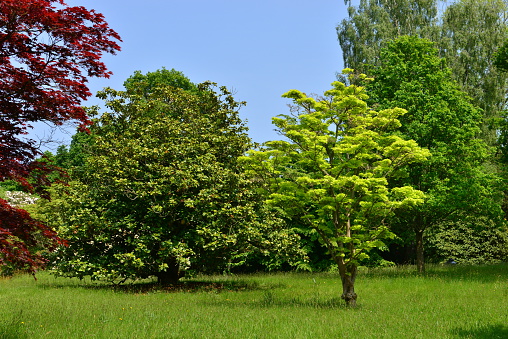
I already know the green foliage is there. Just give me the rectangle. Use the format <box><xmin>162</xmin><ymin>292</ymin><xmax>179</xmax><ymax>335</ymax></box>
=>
<box><xmin>123</xmin><ymin>67</ymin><xmax>198</xmax><ymax>97</ymax></box>
<box><xmin>338</xmin><ymin>0</ymin><xmax>508</xmax><ymax>146</ymax></box>
<box><xmin>366</xmin><ymin>36</ymin><xmax>503</xmax><ymax>270</ymax></box>
<box><xmin>338</xmin><ymin>0</ymin><xmax>440</xmax><ymax>73</ymax></box>
<box><xmin>440</xmin><ymin>0</ymin><xmax>508</xmax><ymax>145</ymax></box>
<box><xmin>0</xmin><ymin>181</ymin><xmax>24</xmax><ymax>198</ymax></box>
<box><xmin>426</xmin><ymin>217</ymin><xmax>508</xmax><ymax>264</ymax></box>
<box><xmin>241</xmin><ymin>70</ymin><xmax>430</xmax><ymax>305</ymax></box>
<box><xmin>37</xmin><ymin>71</ymin><xmax>304</xmax><ymax>284</ymax></box>
<box><xmin>494</xmin><ymin>39</ymin><xmax>508</xmax><ymax>72</ymax></box>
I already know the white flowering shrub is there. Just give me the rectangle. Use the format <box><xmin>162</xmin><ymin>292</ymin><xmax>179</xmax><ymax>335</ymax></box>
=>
<box><xmin>4</xmin><ymin>191</ymin><xmax>39</xmax><ymax>206</ymax></box>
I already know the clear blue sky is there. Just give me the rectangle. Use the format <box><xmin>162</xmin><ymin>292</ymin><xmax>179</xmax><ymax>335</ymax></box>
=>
<box><xmin>35</xmin><ymin>0</ymin><xmax>347</xmax><ymax>149</ymax></box>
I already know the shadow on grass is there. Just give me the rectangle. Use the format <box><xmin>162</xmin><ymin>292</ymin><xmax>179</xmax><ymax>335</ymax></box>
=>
<box><xmin>256</xmin><ymin>290</ymin><xmax>348</xmax><ymax>309</ymax></box>
<box><xmin>200</xmin><ymin>290</ymin><xmax>351</xmax><ymax>310</ymax></box>
<box><xmin>107</xmin><ymin>280</ymin><xmax>267</xmax><ymax>294</ymax></box>
<box><xmin>37</xmin><ymin>277</ymin><xmax>285</xmax><ymax>294</ymax></box>
<box><xmin>451</xmin><ymin>324</ymin><xmax>508</xmax><ymax>338</ymax></box>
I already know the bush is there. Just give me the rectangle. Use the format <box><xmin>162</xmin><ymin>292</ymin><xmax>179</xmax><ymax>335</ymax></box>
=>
<box><xmin>425</xmin><ymin>217</ymin><xmax>508</xmax><ymax>264</ymax></box>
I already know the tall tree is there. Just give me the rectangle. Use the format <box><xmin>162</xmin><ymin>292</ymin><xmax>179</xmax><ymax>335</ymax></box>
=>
<box><xmin>338</xmin><ymin>0</ymin><xmax>508</xmax><ymax>146</ymax></box>
<box><xmin>38</xmin><ymin>72</ymin><xmax>303</xmax><ymax>284</ymax></box>
<box><xmin>0</xmin><ymin>0</ymin><xmax>120</xmax><ymax>274</ymax></box>
<box><xmin>337</xmin><ymin>0</ymin><xmax>440</xmax><ymax>73</ymax></box>
<box><xmin>367</xmin><ymin>36</ymin><xmax>503</xmax><ymax>272</ymax></box>
<box><xmin>241</xmin><ymin>71</ymin><xmax>430</xmax><ymax>306</ymax></box>
<box><xmin>440</xmin><ymin>0</ymin><xmax>508</xmax><ymax>145</ymax></box>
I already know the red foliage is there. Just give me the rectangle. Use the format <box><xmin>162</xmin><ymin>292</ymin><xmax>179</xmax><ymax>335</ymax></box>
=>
<box><xmin>0</xmin><ymin>198</ymin><xmax>65</xmax><ymax>275</ymax></box>
<box><xmin>0</xmin><ymin>0</ymin><xmax>121</xmax><ymax>272</ymax></box>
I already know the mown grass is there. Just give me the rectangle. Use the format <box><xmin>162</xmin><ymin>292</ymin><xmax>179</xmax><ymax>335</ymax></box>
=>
<box><xmin>0</xmin><ymin>264</ymin><xmax>507</xmax><ymax>338</ymax></box>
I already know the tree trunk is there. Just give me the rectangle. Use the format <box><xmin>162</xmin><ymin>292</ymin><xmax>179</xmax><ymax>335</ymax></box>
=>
<box><xmin>156</xmin><ymin>260</ymin><xmax>181</xmax><ymax>285</ymax></box>
<box><xmin>340</xmin><ymin>265</ymin><xmax>358</xmax><ymax>307</ymax></box>
<box><xmin>415</xmin><ymin>228</ymin><xmax>425</xmax><ymax>273</ymax></box>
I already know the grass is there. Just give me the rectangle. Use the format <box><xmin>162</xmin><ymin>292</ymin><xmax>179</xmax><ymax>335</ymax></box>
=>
<box><xmin>0</xmin><ymin>264</ymin><xmax>507</xmax><ymax>338</ymax></box>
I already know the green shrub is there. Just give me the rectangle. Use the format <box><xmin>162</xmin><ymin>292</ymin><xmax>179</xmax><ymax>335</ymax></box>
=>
<box><xmin>425</xmin><ymin>217</ymin><xmax>508</xmax><ymax>264</ymax></box>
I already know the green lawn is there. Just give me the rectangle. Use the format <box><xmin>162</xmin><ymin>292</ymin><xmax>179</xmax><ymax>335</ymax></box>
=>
<box><xmin>1</xmin><ymin>264</ymin><xmax>507</xmax><ymax>338</ymax></box>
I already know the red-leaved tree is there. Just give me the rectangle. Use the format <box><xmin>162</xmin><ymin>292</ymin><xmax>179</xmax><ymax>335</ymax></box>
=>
<box><xmin>0</xmin><ymin>0</ymin><xmax>121</xmax><ymax>274</ymax></box>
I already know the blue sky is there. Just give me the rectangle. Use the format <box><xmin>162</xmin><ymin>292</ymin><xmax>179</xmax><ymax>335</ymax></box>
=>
<box><xmin>35</xmin><ymin>0</ymin><xmax>347</xmax><ymax>149</ymax></box>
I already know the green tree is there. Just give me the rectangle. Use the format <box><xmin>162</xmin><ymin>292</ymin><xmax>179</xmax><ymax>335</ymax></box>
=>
<box><xmin>439</xmin><ymin>0</ymin><xmax>508</xmax><ymax>146</ymax></box>
<box><xmin>241</xmin><ymin>71</ymin><xmax>430</xmax><ymax>306</ymax></box>
<box><xmin>123</xmin><ymin>67</ymin><xmax>198</xmax><ymax>97</ymax></box>
<box><xmin>338</xmin><ymin>0</ymin><xmax>508</xmax><ymax>146</ymax></box>
<box><xmin>38</xmin><ymin>74</ymin><xmax>303</xmax><ymax>284</ymax></box>
<box><xmin>51</xmin><ymin>68</ymin><xmax>197</xmax><ymax>177</ymax></box>
<box><xmin>337</xmin><ymin>0</ymin><xmax>440</xmax><ymax>73</ymax></box>
<box><xmin>367</xmin><ymin>36</ymin><xmax>504</xmax><ymax>272</ymax></box>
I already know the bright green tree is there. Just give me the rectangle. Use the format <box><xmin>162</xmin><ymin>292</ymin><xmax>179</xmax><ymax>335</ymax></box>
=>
<box><xmin>241</xmin><ymin>71</ymin><xmax>430</xmax><ymax>306</ymax></box>
<box><xmin>367</xmin><ymin>36</ymin><xmax>504</xmax><ymax>271</ymax></box>
<box><xmin>38</xmin><ymin>74</ymin><xmax>303</xmax><ymax>284</ymax></box>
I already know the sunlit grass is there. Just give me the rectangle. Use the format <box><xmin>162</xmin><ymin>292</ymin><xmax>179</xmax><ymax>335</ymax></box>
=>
<box><xmin>1</xmin><ymin>264</ymin><xmax>507</xmax><ymax>338</ymax></box>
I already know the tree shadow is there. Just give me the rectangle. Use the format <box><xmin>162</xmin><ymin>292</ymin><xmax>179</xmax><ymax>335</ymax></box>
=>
<box><xmin>36</xmin><ymin>276</ymin><xmax>284</xmax><ymax>294</ymax></box>
<box><xmin>107</xmin><ymin>279</ymin><xmax>265</xmax><ymax>294</ymax></box>
<box><xmin>256</xmin><ymin>290</ymin><xmax>348</xmax><ymax>309</ymax></box>
<box><xmin>451</xmin><ymin>324</ymin><xmax>508</xmax><ymax>338</ymax></box>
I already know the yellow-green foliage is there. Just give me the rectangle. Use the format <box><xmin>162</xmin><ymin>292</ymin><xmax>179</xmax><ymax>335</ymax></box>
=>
<box><xmin>241</xmin><ymin>70</ymin><xmax>430</xmax><ymax>301</ymax></box>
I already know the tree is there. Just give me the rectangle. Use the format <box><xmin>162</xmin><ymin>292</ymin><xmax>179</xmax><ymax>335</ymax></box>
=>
<box><xmin>337</xmin><ymin>0</ymin><xmax>440</xmax><ymax>73</ymax></box>
<box><xmin>123</xmin><ymin>67</ymin><xmax>198</xmax><ymax>97</ymax></box>
<box><xmin>38</xmin><ymin>72</ymin><xmax>303</xmax><ymax>284</ymax></box>
<box><xmin>241</xmin><ymin>71</ymin><xmax>430</xmax><ymax>306</ymax></box>
<box><xmin>0</xmin><ymin>198</ymin><xmax>63</xmax><ymax>277</ymax></box>
<box><xmin>439</xmin><ymin>0</ymin><xmax>508</xmax><ymax>146</ymax></box>
<box><xmin>0</xmin><ymin>0</ymin><xmax>120</xmax><ymax>273</ymax></box>
<box><xmin>338</xmin><ymin>0</ymin><xmax>508</xmax><ymax>146</ymax></box>
<box><xmin>367</xmin><ymin>36</ymin><xmax>503</xmax><ymax>272</ymax></box>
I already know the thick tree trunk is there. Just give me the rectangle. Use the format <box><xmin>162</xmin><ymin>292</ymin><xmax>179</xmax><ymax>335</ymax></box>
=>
<box><xmin>156</xmin><ymin>260</ymin><xmax>181</xmax><ymax>285</ymax></box>
<box><xmin>338</xmin><ymin>263</ymin><xmax>358</xmax><ymax>307</ymax></box>
<box><xmin>341</xmin><ymin>274</ymin><xmax>358</xmax><ymax>307</ymax></box>
<box><xmin>415</xmin><ymin>228</ymin><xmax>425</xmax><ymax>273</ymax></box>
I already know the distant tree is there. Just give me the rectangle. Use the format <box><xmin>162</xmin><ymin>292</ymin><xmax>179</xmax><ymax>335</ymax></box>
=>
<box><xmin>123</xmin><ymin>67</ymin><xmax>198</xmax><ymax>97</ymax></box>
<box><xmin>367</xmin><ymin>36</ymin><xmax>504</xmax><ymax>272</ymax></box>
<box><xmin>38</xmin><ymin>73</ymin><xmax>303</xmax><ymax>284</ymax></box>
<box><xmin>0</xmin><ymin>0</ymin><xmax>120</xmax><ymax>274</ymax></box>
<box><xmin>337</xmin><ymin>0</ymin><xmax>440</xmax><ymax>73</ymax></box>
<box><xmin>439</xmin><ymin>0</ymin><xmax>508</xmax><ymax>146</ymax></box>
<box><xmin>338</xmin><ymin>0</ymin><xmax>508</xmax><ymax>146</ymax></box>
<box><xmin>241</xmin><ymin>71</ymin><xmax>430</xmax><ymax>306</ymax></box>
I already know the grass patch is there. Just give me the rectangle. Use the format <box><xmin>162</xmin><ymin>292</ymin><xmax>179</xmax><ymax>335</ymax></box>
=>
<box><xmin>0</xmin><ymin>264</ymin><xmax>507</xmax><ymax>338</ymax></box>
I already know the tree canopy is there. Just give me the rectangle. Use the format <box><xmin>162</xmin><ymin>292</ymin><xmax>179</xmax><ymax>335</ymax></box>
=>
<box><xmin>241</xmin><ymin>71</ymin><xmax>430</xmax><ymax>306</ymax></box>
<box><xmin>338</xmin><ymin>0</ymin><xmax>508</xmax><ymax>146</ymax></box>
<box><xmin>0</xmin><ymin>0</ymin><xmax>120</xmax><ymax>274</ymax></box>
<box><xmin>367</xmin><ymin>36</ymin><xmax>503</xmax><ymax>271</ymax></box>
<box><xmin>38</xmin><ymin>71</ymin><xmax>303</xmax><ymax>284</ymax></box>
